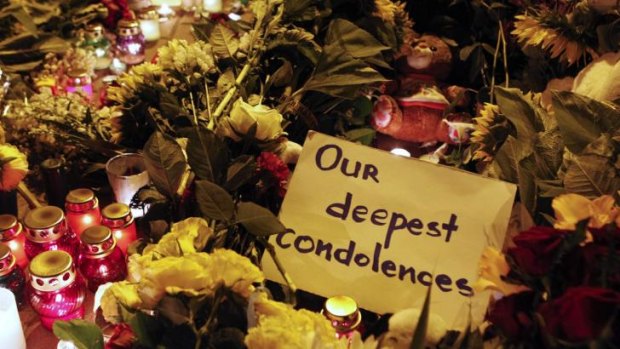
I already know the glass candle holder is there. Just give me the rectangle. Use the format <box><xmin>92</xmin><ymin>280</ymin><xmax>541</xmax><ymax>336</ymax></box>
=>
<box><xmin>81</xmin><ymin>23</ymin><xmax>112</xmax><ymax>70</ymax></box>
<box><xmin>138</xmin><ymin>8</ymin><xmax>161</xmax><ymax>42</ymax></box>
<box><xmin>27</xmin><ymin>250</ymin><xmax>86</xmax><ymax>330</ymax></box>
<box><xmin>105</xmin><ymin>153</ymin><xmax>150</xmax><ymax>217</ymax></box>
<box><xmin>0</xmin><ymin>214</ymin><xmax>27</xmax><ymax>269</ymax></box>
<box><xmin>78</xmin><ymin>226</ymin><xmax>127</xmax><ymax>292</ymax></box>
<box><xmin>65</xmin><ymin>189</ymin><xmax>102</xmax><ymax>236</ymax></box>
<box><xmin>0</xmin><ymin>288</ymin><xmax>26</xmax><ymax>349</ymax></box>
<box><xmin>202</xmin><ymin>0</ymin><xmax>222</xmax><ymax>12</ymax></box>
<box><xmin>322</xmin><ymin>296</ymin><xmax>362</xmax><ymax>341</ymax></box>
<box><xmin>65</xmin><ymin>68</ymin><xmax>93</xmax><ymax>100</ymax></box>
<box><xmin>0</xmin><ymin>244</ymin><xmax>26</xmax><ymax>306</ymax></box>
<box><xmin>116</xmin><ymin>19</ymin><xmax>146</xmax><ymax>65</ymax></box>
<box><xmin>41</xmin><ymin>158</ymin><xmax>68</xmax><ymax>209</ymax></box>
<box><xmin>101</xmin><ymin>203</ymin><xmax>137</xmax><ymax>255</ymax></box>
<box><xmin>23</xmin><ymin>206</ymin><xmax>80</xmax><ymax>261</ymax></box>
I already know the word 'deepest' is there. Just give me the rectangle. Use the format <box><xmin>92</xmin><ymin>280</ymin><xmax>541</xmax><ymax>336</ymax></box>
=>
<box><xmin>326</xmin><ymin>192</ymin><xmax>459</xmax><ymax>249</ymax></box>
<box><xmin>276</xmin><ymin>228</ymin><xmax>473</xmax><ymax>297</ymax></box>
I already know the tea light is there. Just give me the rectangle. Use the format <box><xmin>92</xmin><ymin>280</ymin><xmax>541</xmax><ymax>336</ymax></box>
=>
<box><xmin>0</xmin><ymin>287</ymin><xmax>26</xmax><ymax>349</ymax></box>
<box><xmin>0</xmin><ymin>215</ymin><xmax>27</xmax><ymax>269</ymax></box>
<box><xmin>139</xmin><ymin>8</ymin><xmax>161</xmax><ymax>42</ymax></box>
<box><xmin>101</xmin><ymin>203</ymin><xmax>137</xmax><ymax>254</ymax></box>
<box><xmin>390</xmin><ymin>148</ymin><xmax>411</xmax><ymax>157</ymax></box>
<box><xmin>322</xmin><ymin>296</ymin><xmax>362</xmax><ymax>339</ymax></box>
<box><xmin>202</xmin><ymin>0</ymin><xmax>222</xmax><ymax>12</ymax></box>
<box><xmin>157</xmin><ymin>4</ymin><xmax>175</xmax><ymax>21</ymax></box>
<box><xmin>65</xmin><ymin>189</ymin><xmax>102</xmax><ymax>236</ymax></box>
<box><xmin>65</xmin><ymin>69</ymin><xmax>93</xmax><ymax>99</ymax></box>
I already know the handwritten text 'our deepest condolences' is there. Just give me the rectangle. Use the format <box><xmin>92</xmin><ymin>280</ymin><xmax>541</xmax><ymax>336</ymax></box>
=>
<box><xmin>263</xmin><ymin>132</ymin><xmax>516</xmax><ymax>325</ymax></box>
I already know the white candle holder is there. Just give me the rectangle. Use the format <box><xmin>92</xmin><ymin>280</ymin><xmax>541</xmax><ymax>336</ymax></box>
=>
<box><xmin>105</xmin><ymin>153</ymin><xmax>150</xmax><ymax>217</ymax></box>
<box><xmin>0</xmin><ymin>287</ymin><xmax>26</xmax><ymax>349</ymax></box>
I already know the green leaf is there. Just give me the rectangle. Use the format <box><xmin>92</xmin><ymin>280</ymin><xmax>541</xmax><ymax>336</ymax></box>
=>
<box><xmin>410</xmin><ymin>285</ymin><xmax>432</xmax><ymax>349</ymax></box>
<box><xmin>196</xmin><ymin>180</ymin><xmax>235</xmax><ymax>222</ymax></box>
<box><xmin>129</xmin><ymin>311</ymin><xmax>163</xmax><ymax>348</ymax></box>
<box><xmin>325</xmin><ymin>18</ymin><xmax>390</xmax><ymax>59</ymax></box>
<box><xmin>236</xmin><ymin>202</ymin><xmax>286</xmax><ymax>236</ymax></box>
<box><xmin>53</xmin><ymin>320</ymin><xmax>104</xmax><ymax>349</ymax></box>
<box><xmin>158</xmin><ymin>296</ymin><xmax>191</xmax><ymax>326</ymax></box>
<box><xmin>185</xmin><ymin>126</ymin><xmax>230</xmax><ymax>184</ymax></box>
<box><xmin>209</xmin><ymin>24</ymin><xmax>239</xmax><ymax>59</ymax></box>
<box><xmin>283</xmin><ymin>0</ymin><xmax>316</xmax><ymax>21</ymax></box>
<box><xmin>216</xmin><ymin>68</ymin><xmax>235</xmax><ymax>95</ymax></box>
<box><xmin>269</xmin><ymin>59</ymin><xmax>293</xmax><ymax>88</ymax></box>
<box><xmin>563</xmin><ymin>135</ymin><xmax>619</xmax><ymax>199</ymax></box>
<box><xmin>493</xmin><ymin>137</ymin><xmax>537</xmax><ymax>216</ymax></box>
<box><xmin>266</xmin><ymin>27</ymin><xmax>321</xmax><ymax>65</ymax></box>
<box><xmin>345</xmin><ymin>128</ymin><xmax>376</xmax><ymax>145</ymax></box>
<box><xmin>10</xmin><ymin>8</ymin><xmax>37</xmax><ymax>36</ymax></box>
<box><xmin>552</xmin><ymin>91</ymin><xmax>620</xmax><ymax>154</ymax></box>
<box><xmin>495</xmin><ymin>87</ymin><xmax>543</xmax><ymax>140</ymax></box>
<box><xmin>224</xmin><ymin>155</ymin><xmax>257</xmax><ymax>192</ymax></box>
<box><xmin>143</xmin><ymin>132</ymin><xmax>188</xmax><ymax>198</ymax></box>
<box><xmin>305</xmin><ymin>46</ymin><xmax>388</xmax><ymax>99</ymax></box>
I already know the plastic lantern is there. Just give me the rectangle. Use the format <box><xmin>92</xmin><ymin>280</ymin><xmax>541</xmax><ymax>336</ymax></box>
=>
<box><xmin>116</xmin><ymin>19</ymin><xmax>146</xmax><ymax>65</ymax></box>
<box><xmin>138</xmin><ymin>8</ymin><xmax>161</xmax><ymax>42</ymax></box>
<box><xmin>80</xmin><ymin>23</ymin><xmax>111</xmax><ymax>70</ymax></box>
<box><xmin>0</xmin><ymin>214</ymin><xmax>28</xmax><ymax>269</ymax></box>
<box><xmin>101</xmin><ymin>203</ymin><xmax>137</xmax><ymax>254</ymax></box>
<box><xmin>322</xmin><ymin>296</ymin><xmax>362</xmax><ymax>340</ymax></box>
<box><xmin>65</xmin><ymin>69</ymin><xmax>93</xmax><ymax>100</ymax></box>
<box><xmin>23</xmin><ymin>206</ymin><xmax>80</xmax><ymax>261</ymax></box>
<box><xmin>27</xmin><ymin>250</ymin><xmax>86</xmax><ymax>330</ymax></box>
<box><xmin>65</xmin><ymin>188</ymin><xmax>102</xmax><ymax>236</ymax></box>
<box><xmin>0</xmin><ymin>244</ymin><xmax>26</xmax><ymax>306</ymax></box>
<box><xmin>78</xmin><ymin>226</ymin><xmax>127</xmax><ymax>292</ymax></box>
<box><xmin>0</xmin><ymin>288</ymin><xmax>26</xmax><ymax>349</ymax></box>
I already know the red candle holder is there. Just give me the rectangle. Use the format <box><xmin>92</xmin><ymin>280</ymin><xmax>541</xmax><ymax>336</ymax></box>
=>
<box><xmin>27</xmin><ymin>250</ymin><xmax>86</xmax><ymax>330</ymax></box>
<box><xmin>78</xmin><ymin>225</ymin><xmax>127</xmax><ymax>292</ymax></box>
<box><xmin>101</xmin><ymin>203</ymin><xmax>137</xmax><ymax>255</ymax></box>
<box><xmin>0</xmin><ymin>244</ymin><xmax>26</xmax><ymax>306</ymax></box>
<box><xmin>0</xmin><ymin>214</ymin><xmax>28</xmax><ymax>269</ymax></box>
<box><xmin>65</xmin><ymin>68</ymin><xmax>93</xmax><ymax>100</ymax></box>
<box><xmin>23</xmin><ymin>206</ymin><xmax>80</xmax><ymax>261</ymax></box>
<box><xmin>65</xmin><ymin>188</ymin><xmax>102</xmax><ymax>236</ymax></box>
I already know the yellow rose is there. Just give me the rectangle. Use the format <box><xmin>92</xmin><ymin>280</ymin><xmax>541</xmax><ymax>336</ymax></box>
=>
<box><xmin>589</xmin><ymin>195</ymin><xmax>617</xmax><ymax>228</ymax></box>
<box><xmin>207</xmin><ymin>249</ymin><xmax>264</xmax><ymax>298</ymax></box>
<box><xmin>219</xmin><ymin>98</ymin><xmax>283</xmax><ymax>141</ymax></box>
<box><xmin>101</xmin><ymin>281</ymin><xmax>142</xmax><ymax>323</ymax></box>
<box><xmin>472</xmin><ymin>247</ymin><xmax>529</xmax><ymax>296</ymax></box>
<box><xmin>138</xmin><ymin>254</ymin><xmax>214</xmax><ymax>309</ymax></box>
<box><xmin>0</xmin><ymin>144</ymin><xmax>28</xmax><ymax>191</ymax></box>
<box><xmin>553</xmin><ymin>193</ymin><xmax>618</xmax><ymax>230</ymax></box>
<box><xmin>246</xmin><ymin>298</ymin><xmax>343</xmax><ymax>349</ymax></box>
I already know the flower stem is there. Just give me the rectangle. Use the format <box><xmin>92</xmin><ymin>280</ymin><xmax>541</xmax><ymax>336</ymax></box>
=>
<box><xmin>16</xmin><ymin>181</ymin><xmax>41</xmax><ymax>209</ymax></box>
<box><xmin>264</xmin><ymin>239</ymin><xmax>297</xmax><ymax>306</ymax></box>
<box><xmin>212</xmin><ymin>60</ymin><xmax>255</xmax><ymax>121</ymax></box>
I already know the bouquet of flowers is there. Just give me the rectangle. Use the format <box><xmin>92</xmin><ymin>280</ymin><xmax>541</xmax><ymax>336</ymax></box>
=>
<box><xmin>476</xmin><ymin>193</ymin><xmax>620</xmax><ymax>347</ymax></box>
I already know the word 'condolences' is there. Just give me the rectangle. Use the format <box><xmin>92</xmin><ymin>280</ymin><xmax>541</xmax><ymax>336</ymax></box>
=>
<box><xmin>262</xmin><ymin>132</ymin><xmax>516</xmax><ymax>326</ymax></box>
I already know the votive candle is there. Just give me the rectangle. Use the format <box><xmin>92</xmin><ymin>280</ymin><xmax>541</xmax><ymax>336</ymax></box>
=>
<box><xmin>0</xmin><ymin>287</ymin><xmax>26</xmax><ymax>349</ymax></box>
<box><xmin>101</xmin><ymin>203</ymin><xmax>137</xmax><ymax>254</ymax></box>
<box><xmin>0</xmin><ymin>215</ymin><xmax>28</xmax><ymax>269</ymax></box>
<box><xmin>65</xmin><ymin>188</ymin><xmax>102</xmax><ymax>236</ymax></box>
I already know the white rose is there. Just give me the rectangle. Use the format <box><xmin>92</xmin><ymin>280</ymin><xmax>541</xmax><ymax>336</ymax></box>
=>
<box><xmin>220</xmin><ymin>98</ymin><xmax>283</xmax><ymax>141</ymax></box>
<box><xmin>376</xmin><ymin>308</ymin><xmax>448</xmax><ymax>349</ymax></box>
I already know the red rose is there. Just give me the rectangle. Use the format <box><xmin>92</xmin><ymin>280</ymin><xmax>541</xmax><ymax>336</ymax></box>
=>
<box><xmin>507</xmin><ymin>227</ymin><xmax>568</xmax><ymax>276</ymax></box>
<box><xmin>257</xmin><ymin>152</ymin><xmax>289</xmax><ymax>197</ymax></box>
<box><xmin>105</xmin><ymin>323</ymin><xmax>135</xmax><ymax>349</ymax></box>
<box><xmin>538</xmin><ymin>287</ymin><xmax>620</xmax><ymax>343</ymax></box>
<box><xmin>487</xmin><ymin>291</ymin><xmax>537</xmax><ymax>339</ymax></box>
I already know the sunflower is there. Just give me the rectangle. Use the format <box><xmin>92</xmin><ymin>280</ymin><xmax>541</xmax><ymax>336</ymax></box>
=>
<box><xmin>512</xmin><ymin>14</ymin><xmax>599</xmax><ymax>65</ymax></box>
<box><xmin>471</xmin><ymin>103</ymin><xmax>504</xmax><ymax>161</ymax></box>
<box><xmin>0</xmin><ymin>144</ymin><xmax>28</xmax><ymax>191</ymax></box>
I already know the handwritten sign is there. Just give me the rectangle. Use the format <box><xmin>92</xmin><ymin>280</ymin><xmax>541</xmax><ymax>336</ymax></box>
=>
<box><xmin>262</xmin><ymin>132</ymin><xmax>516</xmax><ymax>327</ymax></box>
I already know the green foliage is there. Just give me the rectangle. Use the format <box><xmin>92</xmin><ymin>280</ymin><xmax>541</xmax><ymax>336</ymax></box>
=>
<box><xmin>236</xmin><ymin>201</ymin><xmax>287</xmax><ymax>236</ymax></box>
<box><xmin>410</xmin><ymin>285</ymin><xmax>432</xmax><ymax>349</ymax></box>
<box><xmin>53</xmin><ymin>320</ymin><xmax>104</xmax><ymax>349</ymax></box>
<box><xmin>143</xmin><ymin>132</ymin><xmax>188</xmax><ymax>199</ymax></box>
<box><xmin>196</xmin><ymin>180</ymin><xmax>235</xmax><ymax>223</ymax></box>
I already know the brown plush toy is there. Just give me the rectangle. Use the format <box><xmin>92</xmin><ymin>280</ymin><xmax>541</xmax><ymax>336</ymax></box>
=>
<box><xmin>372</xmin><ymin>35</ymin><xmax>472</xmax><ymax>145</ymax></box>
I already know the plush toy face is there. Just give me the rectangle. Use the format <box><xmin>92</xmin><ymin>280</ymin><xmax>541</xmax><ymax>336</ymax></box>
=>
<box><xmin>399</xmin><ymin>35</ymin><xmax>453</xmax><ymax>80</ymax></box>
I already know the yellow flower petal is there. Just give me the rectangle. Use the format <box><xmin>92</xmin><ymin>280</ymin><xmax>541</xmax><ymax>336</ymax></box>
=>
<box><xmin>552</xmin><ymin>193</ymin><xmax>592</xmax><ymax>230</ymax></box>
<box><xmin>473</xmin><ymin>247</ymin><xmax>529</xmax><ymax>296</ymax></box>
<box><xmin>589</xmin><ymin>195</ymin><xmax>617</xmax><ymax>228</ymax></box>
<box><xmin>0</xmin><ymin>144</ymin><xmax>28</xmax><ymax>191</ymax></box>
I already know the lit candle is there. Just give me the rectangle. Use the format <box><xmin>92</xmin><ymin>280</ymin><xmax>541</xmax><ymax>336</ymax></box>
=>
<box><xmin>65</xmin><ymin>69</ymin><xmax>93</xmax><ymax>100</ymax></box>
<box><xmin>110</xmin><ymin>58</ymin><xmax>127</xmax><ymax>75</ymax></box>
<box><xmin>390</xmin><ymin>148</ymin><xmax>411</xmax><ymax>157</ymax></box>
<box><xmin>101</xmin><ymin>203</ymin><xmax>137</xmax><ymax>254</ymax></box>
<box><xmin>138</xmin><ymin>8</ymin><xmax>161</xmax><ymax>42</ymax></box>
<box><xmin>0</xmin><ymin>287</ymin><xmax>26</xmax><ymax>349</ymax></box>
<box><xmin>202</xmin><ymin>0</ymin><xmax>222</xmax><ymax>12</ymax></box>
<box><xmin>151</xmin><ymin>0</ymin><xmax>181</xmax><ymax>6</ymax></box>
<box><xmin>80</xmin><ymin>23</ymin><xmax>111</xmax><ymax>70</ymax></box>
<box><xmin>157</xmin><ymin>4</ymin><xmax>175</xmax><ymax>21</ymax></box>
<box><xmin>322</xmin><ymin>296</ymin><xmax>362</xmax><ymax>340</ymax></box>
<box><xmin>0</xmin><ymin>215</ymin><xmax>28</xmax><ymax>269</ymax></box>
<box><xmin>116</xmin><ymin>19</ymin><xmax>146</xmax><ymax>65</ymax></box>
<box><xmin>65</xmin><ymin>188</ymin><xmax>102</xmax><ymax>236</ymax></box>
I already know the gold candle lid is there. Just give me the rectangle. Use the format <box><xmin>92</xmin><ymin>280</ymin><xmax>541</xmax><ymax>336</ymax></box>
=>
<box><xmin>29</xmin><ymin>250</ymin><xmax>72</xmax><ymax>277</ymax></box>
<box><xmin>323</xmin><ymin>296</ymin><xmax>362</xmax><ymax>332</ymax></box>
<box><xmin>0</xmin><ymin>214</ymin><xmax>21</xmax><ymax>241</ymax></box>
<box><xmin>102</xmin><ymin>203</ymin><xmax>131</xmax><ymax>220</ymax></box>
<box><xmin>41</xmin><ymin>158</ymin><xmax>63</xmax><ymax>170</ymax></box>
<box><xmin>66</xmin><ymin>188</ymin><xmax>95</xmax><ymax>204</ymax></box>
<box><xmin>118</xmin><ymin>19</ymin><xmax>140</xmax><ymax>29</ymax></box>
<box><xmin>138</xmin><ymin>8</ymin><xmax>159</xmax><ymax>20</ymax></box>
<box><xmin>24</xmin><ymin>206</ymin><xmax>64</xmax><ymax>230</ymax></box>
<box><xmin>67</xmin><ymin>68</ymin><xmax>89</xmax><ymax>79</ymax></box>
<box><xmin>86</xmin><ymin>22</ymin><xmax>104</xmax><ymax>33</ymax></box>
<box><xmin>81</xmin><ymin>226</ymin><xmax>116</xmax><ymax>256</ymax></box>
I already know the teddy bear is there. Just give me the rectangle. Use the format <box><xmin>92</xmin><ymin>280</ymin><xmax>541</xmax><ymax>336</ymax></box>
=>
<box><xmin>372</xmin><ymin>35</ymin><xmax>472</xmax><ymax>147</ymax></box>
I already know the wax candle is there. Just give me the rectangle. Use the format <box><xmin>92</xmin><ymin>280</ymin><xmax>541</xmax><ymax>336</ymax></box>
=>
<box><xmin>0</xmin><ymin>215</ymin><xmax>27</xmax><ymax>269</ymax></box>
<box><xmin>65</xmin><ymin>188</ymin><xmax>102</xmax><ymax>236</ymax></box>
<box><xmin>0</xmin><ymin>287</ymin><xmax>26</xmax><ymax>349</ymax></box>
<box><xmin>138</xmin><ymin>8</ymin><xmax>161</xmax><ymax>42</ymax></box>
<box><xmin>101</xmin><ymin>203</ymin><xmax>137</xmax><ymax>254</ymax></box>
<box><xmin>202</xmin><ymin>0</ymin><xmax>222</xmax><ymax>12</ymax></box>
